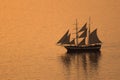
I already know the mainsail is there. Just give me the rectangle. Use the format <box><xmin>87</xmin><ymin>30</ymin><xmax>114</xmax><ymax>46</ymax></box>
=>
<box><xmin>89</xmin><ymin>29</ymin><xmax>102</xmax><ymax>44</ymax></box>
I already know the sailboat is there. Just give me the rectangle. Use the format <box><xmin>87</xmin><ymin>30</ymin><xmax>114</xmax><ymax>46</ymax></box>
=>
<box><xmin>57</xmin><ymin>18</ymin><xmax>102</xmax><ymax>52</ymax></box>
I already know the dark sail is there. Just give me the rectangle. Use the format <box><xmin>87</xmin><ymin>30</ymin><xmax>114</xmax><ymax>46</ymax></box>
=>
<box><xmin>57</xmin><ymin>30</ymin><xmax>69</xmax><ymax>44</ymax></box>
<box><xmin>70</xmin><ymin>39</ymin><xmax>75</xmax><ymax>44</ymax></box>
<box><xmin>79</xmin><ymin>29</ymin><xmax>87</xmax><ymax>38</ymax></box>
<box><xmin>89</xmin><ymin>29</ymin><xmax>102</xmax><ymax>44</ymax></box>
<box><xmin>78</xmin><ymin>38</ymin><xmax>86</xmax><ymax>46</ymax></box>
<box><xmin>62</xmin><ymin>34</ymin><xmax>71</xmax><ymax>44</ymax></box>
<box><xmin>79</xmin><ymin>23</ymin><xmax>87</xmax><ymax>32</ymax></box>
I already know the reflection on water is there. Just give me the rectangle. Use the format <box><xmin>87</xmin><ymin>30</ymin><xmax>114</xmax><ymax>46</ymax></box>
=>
<box><xmin>60</xmin><ymin>51</ymin><xmax>101</xmax><ymax>80</ymax></box>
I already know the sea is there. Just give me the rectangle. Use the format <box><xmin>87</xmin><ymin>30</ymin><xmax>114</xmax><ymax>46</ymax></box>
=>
<box><xmin>0</xmin><ymin>0</ymin><xmax>120</xmax><ymax>79</ymax></box>
<box><xmin>0</xmin><ymin>36</ymin><xmax>120</xmax><ymax>80</ymax></box>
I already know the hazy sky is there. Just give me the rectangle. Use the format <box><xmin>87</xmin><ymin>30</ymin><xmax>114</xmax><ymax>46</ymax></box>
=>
<box><xmin>0</xmin><ymin>0</ymin><xmax>120</xmax><ymax>50</ymax></box>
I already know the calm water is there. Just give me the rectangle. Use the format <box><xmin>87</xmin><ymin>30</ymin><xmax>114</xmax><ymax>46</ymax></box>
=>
<box><xmin>0</xmin><ymin>0</ymin><xmax>120</xmax><ymax>80</ymax></box>
<box><xmin>0</xmin><ymin>42</ymin><xmax>120</xmax><ymax>80</ymax></box>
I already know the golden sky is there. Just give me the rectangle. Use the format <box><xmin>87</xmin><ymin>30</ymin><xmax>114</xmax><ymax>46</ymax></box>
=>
<box><xmin>0</xmin><ymin>0</ymin><xmax>120</xmax><ymax>50</ymax></box>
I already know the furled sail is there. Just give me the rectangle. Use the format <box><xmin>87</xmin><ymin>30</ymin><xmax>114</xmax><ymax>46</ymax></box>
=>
<box><xmin>89</xmin><ymin>29</ymin><xmax>102</xmax><ymax>44</ymax></box>
<box><xmin>78</xmin><ymin>38</ymin><xmax>86</xmax><ymax>46</ymax></box>
<box><xmin>79</xmin><ymin>23</ymin><xmax>87</xmax><ymax>32</ymax></box>
<box><xmin>70</xmin><ymin>39</ymin><xmax>75</xmax><ymax>44</ymax></box>
<box><xmin>57</xmin><ymin>30</ymin><xmax>69</xmax><ymax>44</ymax></box>
<box><xmin>79</xmin><ymin>29</ymin><xmax>87</xmax><ymax>38</ymax></box>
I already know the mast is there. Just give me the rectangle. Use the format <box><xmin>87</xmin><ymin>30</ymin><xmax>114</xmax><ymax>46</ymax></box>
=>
<box><xmin>76</xmin><ymin>19</ymin><xmax>79</xmax><ymax>46</ymax></box>
<box><xmin>88</xmin><ymin>17</ymin><xmax>91</xmax><ymax>45</ymax></box>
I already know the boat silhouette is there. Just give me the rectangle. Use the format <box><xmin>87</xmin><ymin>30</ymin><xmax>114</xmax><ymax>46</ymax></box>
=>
<box><xmin>57</xmin><ymin>18</ymin><xmax>102</xmax><ymax>52</ymax></box>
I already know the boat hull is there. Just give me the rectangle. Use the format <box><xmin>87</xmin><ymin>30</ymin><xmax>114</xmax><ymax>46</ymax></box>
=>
<box><xmin>64</xmin><ymin>45</ymin><xmax>101</xmax><ymax>53</ymax></box>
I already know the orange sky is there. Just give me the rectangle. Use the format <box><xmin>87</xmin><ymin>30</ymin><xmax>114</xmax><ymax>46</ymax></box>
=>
<box><xmin>0</xmin><ymin>0</ymin><xmax>120</xmax><ymax>50</ymax></box>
